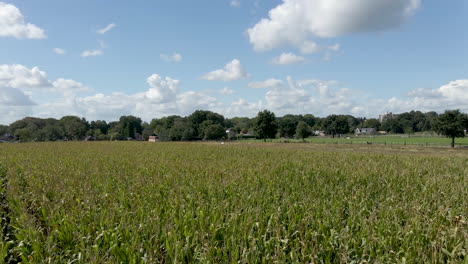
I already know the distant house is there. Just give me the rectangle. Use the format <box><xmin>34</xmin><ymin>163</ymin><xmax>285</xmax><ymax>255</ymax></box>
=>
<box><xmin>355</xmin><ymin>128</ymin><xmax>376</xmax><ymax>135</ymax></box>
<box><xmin>313</xmin><ymin>130</ymin><xmax>326</xmax><ymax>136</ymax></box>
<box><xmin>148</xmin><ymin>135</ymin><xmax>159</xmax><ymax>142</ymax></box>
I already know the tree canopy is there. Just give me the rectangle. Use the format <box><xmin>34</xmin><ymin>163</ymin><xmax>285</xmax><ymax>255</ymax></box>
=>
<box><xmin>254</xmin><ymin>110</ymin><xmax>278</xmax><ymax>141</ymax></box>
<box><xmin>433</xmin><ymin>110</ymin><xmax>468</xmax><ymax>148</ymax></box>
<box><xmin>1</xmin><ymin>109</ymin><xmax>467</xmax><ymax>146</ymax></box>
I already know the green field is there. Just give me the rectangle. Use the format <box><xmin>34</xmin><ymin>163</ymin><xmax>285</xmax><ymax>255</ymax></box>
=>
<box><xmin>244</xmin><ymin>135</ymin><xmax>468</xmax><ymax>147</ymax></box>
<box><xmin>0</xmin><ymin>142</ymin><xmax>467</xmax><ymax>263</ymax></box>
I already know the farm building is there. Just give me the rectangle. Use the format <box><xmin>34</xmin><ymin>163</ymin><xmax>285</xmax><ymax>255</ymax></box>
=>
<box><xmin>355</xmin><ymin>128</ymin><xmax>376</xmax><ymax>135</ymax></box>
<box><xmin>148</xmin><ymin>135</ymin><xmax>159</xmax><ymax>142</ymax></box>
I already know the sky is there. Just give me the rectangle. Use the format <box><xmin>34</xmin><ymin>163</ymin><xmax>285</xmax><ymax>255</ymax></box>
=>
<box><xmin>0</xmin><ymin>0</ymin><xmax>467</xmax><ymax>125</ymax></box>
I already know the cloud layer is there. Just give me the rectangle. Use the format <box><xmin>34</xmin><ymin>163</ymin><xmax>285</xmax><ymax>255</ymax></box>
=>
<box><xmin>247</xmin><ymin>0</ymin><xmax>420</xmax><ymax>51</ymax></box>
<box><xmin>0</xmin><ymin>2</ymin><xmax>46</xmax><ymax>39</ymax></box>
<box><xmin>1</xmin><ymin>64</ymin><xmax>468</xmax><ymax>126</ymax></box>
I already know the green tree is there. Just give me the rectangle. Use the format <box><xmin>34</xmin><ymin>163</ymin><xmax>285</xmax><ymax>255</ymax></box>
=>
<box><xmin>189</xmin><ymin>110</ymin><xmax>225</xmax><ymax>138</ymax></box>
<box><xmin>203</xmin><ymin>124</ymin><xmax>226</xmax><ymax>140</ymax></box>
<box><xmin>0</xmin><ymin>125</ymin><xmax>8</xmax><ymax>135</ymax></box>
<box><xmin>278</xmin><ymin>114</ymin><xmax>302</xmax><ymax>138</ymax></box>
<box><xmin>118</xmin><ymin>116</ymin><xmax>143</xmax><ymax>139</ymax></box>
<box><xmin>433</xmin><ymin>110</ymin><xmax>468</xmax><ymax>148</ymax></box>
<box><xmin>322</xmin><ymin>115</ymin><xmax>350</xmax><ymax>138</ymax></box>
<box><xmin>60</xmin><ymin>116</ymin><xmax>88</xmax><ymax>140</ymax></box>
<box><xmin>254</xmin><ymin>110</ymin><xmax>278</xmax><ymax>142</ymax></box>
<box><xmin>295</xmin><ymin>121</ymin><xmax>311</xmax><ymax>140</ymax></box>
<box><xmin>362</xmin><ymin>118</ymin><xmax>381</xmax><ymax>130</ymax></box>
<box><xmin>169</xmin><ymin>118</ymin><xmax>194</xmax><ymax>141</ymax></box>
<box><xmin>90</xmin><ymin>120</ymin><xmax>109</xmax><ymax>135</ymax></box>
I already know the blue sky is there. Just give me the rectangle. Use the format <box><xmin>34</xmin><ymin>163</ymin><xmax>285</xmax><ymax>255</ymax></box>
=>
<box><xmin>0</xmin><ymin>0</ymin><xmax>467</xmax><ymax>124</ymax></box>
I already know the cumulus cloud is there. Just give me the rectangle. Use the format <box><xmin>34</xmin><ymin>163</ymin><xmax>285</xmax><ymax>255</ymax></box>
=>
<box><xmin>248</xmin><ymin>79</ymin><xmax>283</xmax><ymax>89</ymax></box>
<box><xmin>300</xmin><ymin>41</ymin><xmax>321</xmax><ymax>54</ymax></box>
<box><xmin>272</xmin><ymin>52</ymin><xmax>305</xmax><ymax>65</ymax></box>
<box><xmin>53</xmin><ymin>48</ymin><xmax>66</xmax><ymax>55</ymax></box>
<box><xmin>145</xmin><ymin>74</ymin><xmax>180</xmax><ymax>103</ymax></box>
<box><xmin>0</xmin><ymin>86</ymin><xmax>35</xmax><ymax>106</ymax></box>
<box><xmin>97</xmin><ymin>23</ymin><xmax>116</xmax><ymax>34</ymax></box>
<box><xmin>2</xmin><ymin>65</ymin><xmax>468</xmax><ymax>124</ymax></box>
<box><xmin>0</xmin><ymin>2</ymin><xmax>46</xmax><ymax>39</ymax></box>
<box><xmin>201</xmin><ymin>59</ymin><xmax>248</xmax><ymax>81</ymax></box>
<box><xmin>0</xmin><ymin>64</ymin><xmax>91</xmax><ymax>98</ymax></box>
<box><xmin>386</xmin><ymin>80</ymin><xmax>468</xmax><ymax>113</ymax></box>
<box><xmin>51</xmin><ymin>79</ymin><xmax>91</xmax><ymax>95</ymax></box>
<box><xmin>81</xmin><ymin>49</ymin><xmax>103</xmax><ymax>57</ymax></box>
<box><xmin>247</xmin><ymin>0</ymin><xmax>420</xmax><ymax>51</ymax></box>
<box><xmin>0</xmin><ymin>64</ymin><xmax>50</xmax><ymax>88</ymax></box>
<box><xmin>160</xmin><ymin>53</ymin><xmax>183</xmax><ymax>62</ymax></box>
<box><xmin>33</xmin><ymin>74</ymin><xmax>220</xmax><ymax>121</ymax></box>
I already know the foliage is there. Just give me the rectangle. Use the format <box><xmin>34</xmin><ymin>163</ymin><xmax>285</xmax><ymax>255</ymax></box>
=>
<box><xmin>278</xmin><ymin>114</ymin><xmax>302</xmax><ymax>138</ymax></box>
<box><xmin>202</xmin><ymin>124</ymin><xmax>226</xmax><ymax>140</ymax></box>
<box><xmin>1</xmin><ymin>109</ymin><xmax>467</xmax><ymax>142</ymax></box>
<box><xmin>0</xmin><ymin>142</ymin><xmax>466</xmax><ymax>263</ymax></box>
<box><xmin>169</xmin><ymin>118</ymin><xmax>194</xmax><ymax>141</ymax></box>
<box><xmin>434</xmin><ymin>109</ymin><xmax>468</xmax><ymax>148</ymax></box>
<box><xmin>362</xmin><ymin>118</ymin><xmax>381</xmax><ymax>130</ymax></box>
<box><xmin>60</xmin><ymin>116</ymin><xmax>88</xmax><ymax>140</ymax></box>
<box><xmin>322</xmin><ymin>115</ymin><xmax>350</xmax><ymax>137</ymax></box>
<box><xmin>295</xmin><ymin>121</ymin><xmax>311</xmax><ymax>140</ymax></box>
<box><xmin>254</xmin><ymin>110</ymin><xmax>278</xmax><ymax>141</ymax></box>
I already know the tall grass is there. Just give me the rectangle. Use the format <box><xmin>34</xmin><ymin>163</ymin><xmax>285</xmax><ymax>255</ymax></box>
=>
<box><xmin>0</xmin><ymin>142</ymin><xmax>466</xmax><ymax>263</ymax></box>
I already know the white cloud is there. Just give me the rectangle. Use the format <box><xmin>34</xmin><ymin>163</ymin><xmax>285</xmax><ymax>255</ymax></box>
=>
<box><xmin>0</xmin><ymin>64</ymin><xmax>91</xmax><ymax>97</ymax></box>
<box><xmin>248</xmin><ymin>79</ymin><xmax>283</xmax><ymax>89</ymax></box>
<box><xmin>145</xmin><ymin>74</ymin><xmax>180</xmax><ymax>103</ymax></box>
<box><xmin>51</xmin><ymin>79</ymin><xmax>91</xmax><ymax>95</ymax></box>
<box><xmin>97</xmin><ymin>23</ymin><xmax>116</xmax><ymax>34</ymax></box>
<box><xmin>272</xmin><ymin>52</ymin><xmax>305</xmax><ymax>65</ymax></box>
<box><xmin>53</xmin><ymin>48</ymin><xmax>66</xmax><ymax>55</ymax></box>
<box><xmin>247</xmin><ymin>0</ymin><xmax>420</xmax><ymax>51</ymax></box>
<box><xmin>222</xmin><ymin>98</ymin><xmax>264</xmax><ymax>117</ymax></box>
<box><xmin>160</xmin><ymin>53</ymin><xmax>183</xmax><ymax>62</ymax></box>
<box><xmin>220</xmin><ymin>87</ymin><xmax>235</xmax><ymax>95</ymax></box>
<box><xmin>0</xmin><ymin>2</ymin><xmax>46</xmax><ymax>39</ymax></box>
<box><xmin>201</xmin><ymin>59</ymin><xmax>248</xmax><ymax>81</ymax></box>
<box><xmin>81</xmin><ymin>49</ymin><xmax>103</xmax><ymax>57</ymax></box>
<box><xmin>300</xmin><ymin>41</ymin><xmax>321</xmax><ymax>54</ymax></box>
<box><xmin>0</xmin><ymin>64</ymin><xmax>50</xmax><ymax>88</ymax></box>
<box><xmin>2</xmin><ymin>65</ymin><xmax>468</xmax><ymax>124</ymax></box>
<box><xmin>386</xmin><ymin>80</ymin><xmax>468</xmax><ymax>113</ymax></box>
<box><xmin>0</xmin><ymin>86</ymin><xmax>35</xmax><ymax>106</ymax></box>
<box><xmin>230</xmin><ymin>0</ymin><xmax>240</xmax><ymax>7</ymax></box>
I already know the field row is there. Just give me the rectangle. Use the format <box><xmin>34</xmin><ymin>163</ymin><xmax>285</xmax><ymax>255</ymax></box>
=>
<box><xmin>0</xmin><ymin>142</ymin><xmax>466</xmax><ymax>263</ymax></box>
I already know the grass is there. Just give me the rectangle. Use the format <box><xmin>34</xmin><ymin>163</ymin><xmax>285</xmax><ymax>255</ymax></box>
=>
<box><xmin>243</xmin><ymin>135</ymin><xmax>468</xmax><ymax>147</ymax></box>
<box><xmin>0</xmin><ymin>142</ymin><xmax>467</xmax><ymax>263</ymax></box>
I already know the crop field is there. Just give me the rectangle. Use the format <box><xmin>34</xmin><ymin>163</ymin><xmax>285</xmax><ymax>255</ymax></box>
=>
<box><xmin>244</xmin><ymin>135</ymin><xmax>468</xmax><ymax>147</ymax></box>
<box><xmin>0</xmin><ymin>142</ymin><xmax>467</xmax><ymax>263</ymax></box>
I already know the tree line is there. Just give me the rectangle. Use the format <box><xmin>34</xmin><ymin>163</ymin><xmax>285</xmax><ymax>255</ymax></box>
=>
<box><xmin>0</xmin><ymin>109</ymin><xmax>467</xmax><ymax>147</ymax></box>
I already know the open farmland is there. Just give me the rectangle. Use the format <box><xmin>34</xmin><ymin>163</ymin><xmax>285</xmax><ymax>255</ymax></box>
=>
<box><xmin>243</xmin><ymin>135</ymin><xmax>468</xmax><ymax>147</ymax></box>
<box><xmin>0</xmin><ymin>142</ymin><xmax>467</xmax><ymax>263</ymax></box>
